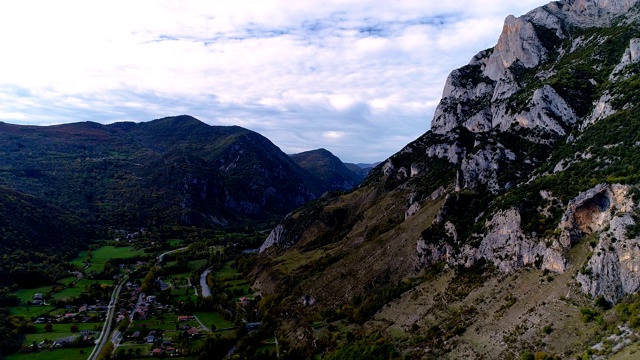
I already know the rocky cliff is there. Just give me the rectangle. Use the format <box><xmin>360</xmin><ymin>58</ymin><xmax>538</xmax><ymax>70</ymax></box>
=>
<box><xmin>254</xmin><ymin>0</ymin><xmax>640</xmax><ymax>357</ymax></box>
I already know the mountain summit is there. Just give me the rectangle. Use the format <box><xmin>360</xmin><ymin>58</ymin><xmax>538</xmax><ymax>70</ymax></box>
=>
<box><xmin>0</xmin><ymin>116</ymin><xmax>361</xmax><ymax>229</ymax></box>
<box><xmin>254</xmin><ymin>1</ymin><xmax>640</xmax><ymax>357</ymax></box>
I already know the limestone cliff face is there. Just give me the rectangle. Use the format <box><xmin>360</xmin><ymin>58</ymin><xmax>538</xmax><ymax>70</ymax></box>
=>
<box><xmin>258</xmin><ymin>0</ymin><xmax>640</xmax><ymax>308</ymax></box>
<box><xmin>259</xmin><ymin>224</ymin><xmax>286</xmax><ymax>253</ymax></box>
<box><xmin>416</xmin><ymin>184</ymin><xmax>640</xmax><ymax>296</ymax></box>
<box><xmin>571</xmin><ymin>184</ymin><xmax>640</xmax><ymax>302</ymax></box>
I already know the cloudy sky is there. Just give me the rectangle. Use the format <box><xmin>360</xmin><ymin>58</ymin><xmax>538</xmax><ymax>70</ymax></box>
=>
<box><xmin>0</xmin><ymin>0</ymin><xmax>546</xmax><ymax>163</ymax></box>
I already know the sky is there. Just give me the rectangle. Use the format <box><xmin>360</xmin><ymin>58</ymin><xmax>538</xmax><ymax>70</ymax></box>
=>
<box><xmin>0</xmin><ymin>0</ymin><xmax>546</xmax><ymax>163</ymax></box>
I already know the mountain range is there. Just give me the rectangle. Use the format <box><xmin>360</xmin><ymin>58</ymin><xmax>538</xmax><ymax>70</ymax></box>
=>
<box><xmin>4</xmin><ymin>0</ymin><xmax>640</xmax><ymax>357</ymax></box>
<box><xmin>0</xmin><ymin>115</ymin><xmax>368</xmax><ymax>288</ymax></box>
<box><xmin>0</xmin><ymin>115</ymin><xmax>364</xmax><ymax>230</ymax></box>
<box><xmin>252</xmin><ymin>0</ymin><xmax>640</xmax><ymax>358</ymax></box>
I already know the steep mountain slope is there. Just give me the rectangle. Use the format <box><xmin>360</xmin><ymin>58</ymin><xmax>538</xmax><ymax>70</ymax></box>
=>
<box><xmin>0</xmin><ymin>115</ymin><xmax>358</xmax><ymax>229</ymax></box>
<box><xmin>290</xmin><ymin>148</ymin><xmax>364</xmax><ymax>192</ymax></box>
<box><xmin>0</xmin><ymin>186</ymin><xmax>90</xmax><ymax>287</ymax></box>
<box><xmin>254</xmin><ymin>1</ymin><xmax>640</xmax><ymax>358</ymax></box>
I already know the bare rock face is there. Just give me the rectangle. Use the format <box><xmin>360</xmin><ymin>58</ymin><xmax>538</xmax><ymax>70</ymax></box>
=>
<box><xmin>571</xmin><ymin>184</ymin><xmax>640</xmax><ymax>302</ymax></box>
<box><xmin>485</xmin><ymin>15</ymin><xmax>548</xmax><ymax>81</ymax></box>
<box><xmin>432</xmin><ymin>0</ymin><xmax>640</xmax><ymax>138</ymax></box>
<box><xmin>583</xmin><ymin>92</ymin><xmax>616</xmax><ymax>129</ymax></box>
<box><xmin>259</xmin><ymin>224</ymin><xmax>286</xmax><ymax>253</ymax></box>
<box><xmin>610</xmin><ymin>38</ymin><xmax>640</xmax><ymax>80</ymax></box>
<box><xmin>405</xmin><ymin>201</ymin><xmax>421</xmax><ymax>220</ymax></box>
<box><xmin>475</xmin><ymin>209</ymin><xmax>543</xmax><ymax>271</ymax></box>
<box><xmin>431</xmin><ymin>64</ymin><xmax>496</xmax><ymax>135</ymax></box>
<box><xmin>498</xmin><ymin>85</ymin><xmax>577</xmax><ymax>135</ymax></box>
<box><xmin>425</xmin><ymin>143</ymin><xmax>463</xmax><ymax>164</ymax></box>
<box><xmin>416</xmin><ymin>208</ymin><xmax>561</xmax><ymax>272</ymax></box>
<box><xmin>555</xmin><ymin>0</ymin><xmax>640</xmax><ymax>25</ymax></box>
<box><xmin>456</xmin><ymin>146</ymin><xmax>516</xmax><ymax>193</ymax></box>
<box><xmin>415</xmin><ymin>184</ymin><xmax>640</xmax><ymax>282</ymax></box>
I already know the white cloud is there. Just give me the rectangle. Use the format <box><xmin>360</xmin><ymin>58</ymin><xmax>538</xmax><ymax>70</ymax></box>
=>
<box><xmin>0</xmin><ymin>0</ymin><xmax>547</xmax><ymax>162</ymax></box>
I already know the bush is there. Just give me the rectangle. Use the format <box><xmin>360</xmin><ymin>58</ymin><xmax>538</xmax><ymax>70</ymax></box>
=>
<box><xmin>580</xmin><ymin>307</ymin><xmax>599</xmax><ymax>323</ymax></box>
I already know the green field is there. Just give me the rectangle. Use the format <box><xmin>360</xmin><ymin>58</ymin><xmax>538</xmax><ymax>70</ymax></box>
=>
<box><xmin>57</xmin><ymin>277</ymin><xmax>78</xmax><ymax>286</ymax></box>
<box><xmin>8</xmin><ymin>306</ymin><xmax>56</xmax><ymax>319</ymax></box>
<box><xmin>194</xmin><ymin>311</ymin><xmax>234</xmax><ymax>330</ymax></box>
<box><xmin>211</xmin><ymin>261</ymin><xmax>255</xmax><ymax>302</ymax></box>
<box><xmin>49</xmin><ymin>279</ymin><xmax>112</xmax><ymax>302</ymax></box>
<box><xmin>187</xmin><ymin>259</ymin><xmax>207</xmax><ymax>270</ymax></box>
<box><xmin>6</xmin><ymin>347</ymin><xmax>91</xmax><ymax>360</ymax></box>
<box><xmin>214</xmin><ymin>261</ymin><xmax>240</xmax><ymax>281</ymax></box>
<box><xmin>51</xmin><ymin>285</ymin><xmax>86</xmax><ymax>301</ymax></box>
<box><xmin>23</xmin><ymin>323</ymin><xmax>99</xmax><ymax>344</ymax></box>
<box><xmin>72</xmin><ymin>246</ymin><xmax>146</xmax><ymax>273</ymax></box>
<box><xmin>13</xmin><ymin>286</ymin><xmax>53</xmax><ymax>303</ymax></box>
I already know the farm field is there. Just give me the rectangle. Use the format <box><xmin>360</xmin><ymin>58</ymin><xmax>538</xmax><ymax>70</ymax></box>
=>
<box><xmin>23</xmin><ymin>323</ymin><xmax>99</xmax><ymax>344</ymax></box>
<box><xmin>194</xmin><ymin>311</ymin><xmax>234</xmax><ymax>330</ymax></box>
<box><xmin>8</xmin><ymin>305</ymin><xmax>56</xmax><ymax>319</ymax></box>
<box><xmin>71</xmin><ymin>246</ymin><xmax>146</xmax><ymax>273</ymax></box>
<box><xmin>13</xmin><ymin>286</ymin><xmax>53</xmax><ymax>303</ymax></box>
<box><xmin>6</xmin><ymin>347</ymin><xmax>91</xmax><ymax>360</ymax></box>
<box><xmin>187</xmin><ymin>259</ymin><xmax>207</xmax><ymax>270</ymax></box>
<box><xmin>213</xmin><ymin>261</ymin><xmax>254</xmax><ymax>300</ymax></box>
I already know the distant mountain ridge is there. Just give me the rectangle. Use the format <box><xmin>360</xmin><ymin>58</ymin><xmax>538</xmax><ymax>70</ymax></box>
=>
<box><xmin>0</xmin><ymin>115</ymin><xmax>362</xmax><ymax>230</ymax></box>
<box><xmin>290</xmin><ymin>149</ymin><xmax>364</xmax><ymax>192</ymax></box>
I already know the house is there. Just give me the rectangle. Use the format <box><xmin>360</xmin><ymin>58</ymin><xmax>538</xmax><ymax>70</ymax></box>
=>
<box><xmin>151</xmin><ymin>348</ymin><xmax>163</xmax><ymax>356</ymax></box>
<box><xmin>177</xmin><ymin>315</ymin><xmax>195</xmax><ymax>322</ymax></box>
<box><xmin>146</xmin><ymin>335</ymin><xmax>155</xmax><ymax>343</ymax></box>
<box><xmin>33</xmin><ymin>293</ymin><xmax>43</xmax><ymax>301</ymax></box>
<box><xmin>53</xmin><ymin>335</ymin><xmax>79</xmax><ymax>348</ymax></box>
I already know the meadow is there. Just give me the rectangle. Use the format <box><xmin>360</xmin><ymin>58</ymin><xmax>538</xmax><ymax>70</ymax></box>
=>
<box><xmin>71</xmin><ymin>246</ymin><xmax>146</xmax><ymax>273</ymax></box>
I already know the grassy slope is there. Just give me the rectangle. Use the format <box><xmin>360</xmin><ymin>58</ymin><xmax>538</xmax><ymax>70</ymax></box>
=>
<box><xmin>368</xmin><ymin>235</ymin><xmax>598</xmax><ymax>358</ymax></box>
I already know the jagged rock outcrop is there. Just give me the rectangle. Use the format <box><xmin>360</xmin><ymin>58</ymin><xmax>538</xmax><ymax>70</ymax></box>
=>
<box><xmin>259</xmin><ymin>224</ymin><xmax>286</xmax><ymax>253</ymax></box>
<box><xmin>456</xmin><ymin>146</ymin><xmax>516</xmax><ymax>193</ymax></box>
<box><xmin>570</xmin><ymin>184</ymin><xmax>640</xmax><ymax>302</ymax></box>
<box><xmin>484</xmin><ymin>14</ymin><xmax>548</xmax><ymax>81</ymax></box>
<box><xmin>416</xmin><ymin>184</ymin><xmax>638</xmax><ymax>279</ymax></box>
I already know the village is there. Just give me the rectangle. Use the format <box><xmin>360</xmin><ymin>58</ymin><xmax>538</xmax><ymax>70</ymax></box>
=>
<box><xmin>7</xmin><ymin>229</ymin><xmax>275</xmax><ymax>360</ymax></box>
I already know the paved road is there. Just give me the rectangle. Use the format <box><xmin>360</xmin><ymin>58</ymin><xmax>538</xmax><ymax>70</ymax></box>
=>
<box><xmin>87</xmin><ymin>276</ymin><xmax>127</xmax><ymax>360</ymax></box>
